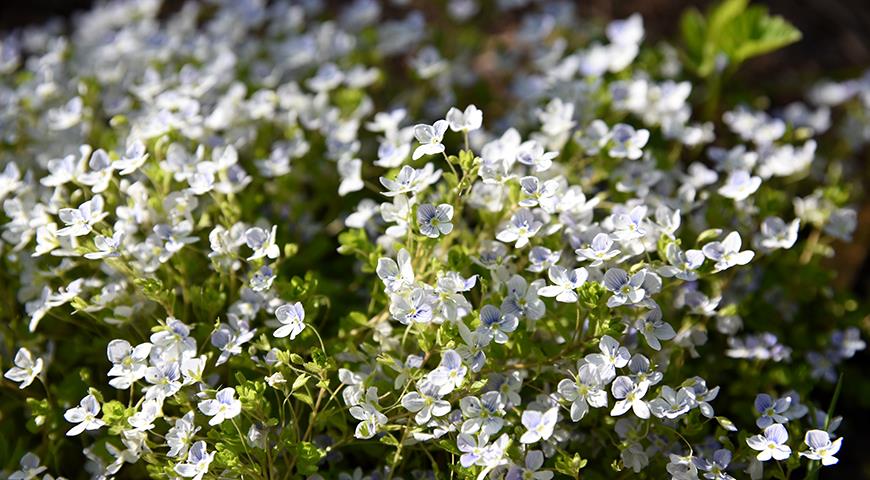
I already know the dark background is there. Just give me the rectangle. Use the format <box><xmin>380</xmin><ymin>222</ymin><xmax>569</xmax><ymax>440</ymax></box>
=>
<box><xmin>1</xmin><ymin>0</ymin><xmax>868</xmax><ymax>477</ymax></box>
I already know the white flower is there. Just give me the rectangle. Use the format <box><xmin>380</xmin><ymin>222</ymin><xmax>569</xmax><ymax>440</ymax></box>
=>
<box><xmin>519</xmin><ymin>407</ymin><xmax>558</xmax><ymax>444</ymax></box>
<box><xmin>610</xmin><ymin>376</ymin><xmax>650</xmax><ymax>419</ymax></box>
<box><xmin>245</xmin><ymin>225</ymin><xmax>280</xmax><ymax>261</ymax></box>
<box><xmin>446</xmin><ymin>104</ymin><xmax>483</xmax><ymax>132</ymax></box>
<box><xmin>174</xmin><ymin>441</ymin><xmax>215</xmax><ymax>480</ymax></box>
<box><xmin>85</xmin><ymin>231</ymin><xmax>124</xmax><ymax>259</ymax></box>
<box><xmin>427</xmin><ymin>349</ymin><xmax>467</xmax><ymax>395</ymax></box>
<box><xmin>167</xmin><ymin>412</ymin><xmax>200</xmax><ymax>458</ymax></box>
<box><xmin>611</xmin><ymin>205</ymin><xmax>647</xmax><ymax>241</ymax></box>
<box><xmin>557</xmin><ymin>364</ymin><xmax>608</xmax><ymax>421</ymax></box>
<box><xmin>718</xmin><ymin>170</ymin><xmax>762</xmax><ymax>201</ymax></box>
<box><xmin>338</xmin><ymin>157</ymin><xmax>364</xmax><ymax>196</ymax></box>
<box><xmin>537</xmin><ymin>266</ymin><xmax>588</xmax><ymax>303</ymax></box>
<box><xmin>799</xmin><ymin>429</ymin><xmax>842</xmax><ymax>466</ymax></box>
<box><xmin>758</xmin><ymin>217</ymin><xmax>800</xmax><ymax>250</ymax></box>
<box><xmin>198</xmin><ymin>387</ymin><xmax>242</xmax><ymax>426</ymax></box>
<box><xmin>376</xmin><ymin>248</ymin><xmax>415</xmax><ymax>293</ymax></box>
<box><xmin>106</xmin><ymin>339</ymin><xmax>151</xmax><ymax>389</ymax></box>
<box><xmin>402</xmin><ymin>381</ymin><xmax>451</xmax><ymax>425</ymax></box>
<box><xmin>64</xmin><ymin>394</ymin><xmax>106</xmax><ymax>436</ymax></box>
<box><xmin>57</xmin><ymin>195</ymin><xmax>107</xmax><ymax>237</ymax></box>
<box><xmin>9</xmin><ymin>452</ymin><xmax>46</xmax><ymax>480</ymax></box>
<box><xmin>516</xmin><ymin>140</ymin><xmax>558</xmax><ymax>172</ymax></box>
<box><xmin>746</xmin><ymin>424</ymin><xmax>792</xmax><ymax>461</ymax></box>
<box><xmin>4</xmin><ymin>347</ymin><xmax>43</xmax><ymax>389</ymax></box>
<box><xmin>380</xmin><ymin>164</ymin><xmax>442</xmax><ymax>197</ymax></box>
<box><xmin>274</xmin><ymin>302</ymin><xmax>306</xmax><ymax>340</ymax></box>
<box><xmin>113</xmin><ymin>139</ymin><xmax>149</xmax><ymax>175</ymax></box>
<box><xmin>575</xmin><ymin>233</ymin><xmax>621</xmax><ymax>267</ymax></box>
<box><xmin>496</xmin><ymin>208</ymin><xmax>543</xmax><ymax>248</ymax></box>
<box><xmin>702</xmin><ymin>232</ymin><xmax>754</xmax><ymax>272</ymax></box>
<box><xmin>585</xmin><ymin>335</ymin><xmax>630</xmax><ymax>383</ymax></box>
<box><xmin>412</xmin><ymin>120</ymin><xmax>449</xmax><ymax>160</ymax></box>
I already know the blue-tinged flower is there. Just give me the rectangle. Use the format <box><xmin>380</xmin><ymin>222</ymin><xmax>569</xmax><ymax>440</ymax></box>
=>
<box><xmin>757</xmin><ymin>216</ymin><xmax>800</xmax><ymax>251</ymax></box>
<box><xmin>274</xmin><ymin>302</ymin><xmax>306</xmax><ymax>340</ymax></box>
<box><xmin>537</xmin><ymin>266</ymin><xmax>588</xmax><ymax>303</ymax></box>
<box><xmin>799</xmin><ymin>430</ymin><xmax>842</xmax><ymax>466</ymax></box>
<box><xmin>412</xmin><ymin>120</ymin><xmax>449</xmax><ymax>160</ymax></box>
<box><xmin>575</xmin><ymin>233</ymin><xmax>620</xmax><ymax>267</ymax></box>
<box><xmin>198</xmin><ymin>387</ymin><xmax>241</xmax><ymax>426</ymax></box>
<box><xmin>376</xmin><ymin>248</ymin><xmax>415</xmax><ymax>294</ymax></box>
<box><xmin>379</xmin><ymin>163</ymin><xmax>442</xmax><ymax>197</ymax></box>
<box><xmin>516</xmin><ymin>140</ymin><xmax>558</xmax><ymax>173</ymax></box>
<box><xmin>106</xmin><ymin>340</ymin><xmax>151</xmax><ymax>389</ymax></box>
<box><xmin>627</xmin><ymin>353</ymin><xmax>663</xmax><ymax>387</ymax></box>
<box><xmin>649</xmin><ymin>385</ymin><xmax>693</xmax><ymax>419</ymax></box>
<box><xmin>174</xmin><ymin>441</ymin><xmax>214</xmax><ymax>480</ymax></box>
<box><xmin>166</xmin><ymin>411</ymin><xmax>199</xmax><ymax>458</ymax></box>
<box><xmin>144</xmin><ymin>363</ymin><xmax>182</xmax><ymax>401</ymax></box>
<box><xmin>519</xmin><ymin>176</ymin><xmax>559</xmax><ymax>208</ymax></box>
<box><xmin>603</xmin><ymin>268</ymin><xmax>646</xmax><ymax>307</ymax></box>
<box><xmin>349</xmin><ymin>387</ymin><xmax>389</xmax><ymax>440</ymax></box>
<box><xmin>527</xmin><ymin>246</ymin><xmax>561</xmax><ymax>273</ymax></box>
<box><xmin>585</xmin><ymin>335</ymin><xmax>630</xmax><ymax>383</ymax></box>
<box><xmin>500</xmin><ymin>275</ymin><xmax>546</xmax><ymax>322</ymax></box>
<box><xmin>9</xmin><ymin>452</ymin><xmax>47</xmax><ymax>480</ymax></box>
<box><xmin>390</xmin><ymin>288</ymin><xmax>435</xmax><ymax>325</ymax></box>
<box><xmin>702</xmin><ymin>232</ymin><xmax>754</xmax><ymax>271</ymax></box>
<box><xmin>211</xmin><ymin>315</ymin><xmax>255</xmax><ymax>365</ymax></box>
<box><xmin>610</xmin><ymin>376</ymin><xmax>650</xmax><ymax>419</ymax></box>
<box><xmin>635</xmin><ymin>308</ymin><xmax>676</xmax><ymax>351</ymax></box>
<box><xmin>658</xmin><ymin>243</ymin><xmax>705</xmax><ymax>281</ymax></box>
<box><xmin>428</xmin><ymin>349</ymin><xmax>468</xmax><ymax>395</ymax></box>
<box><xmin>447</xmin><ymin>104</ymin><xmax>482</xmax><ymax>133</ymax></box>
<box><xmin>249</xmin><ymin>265</ymin><xmax>276</xmax><ymax>292</ymax></box>
<box><xmin>611</xmin><ymin>205</ymin><xmax>647</xmax><ymax>241</ymax></box>
<box><xmin>746</xmin><ymin>424</ymin><xmax>791</xmax><ymax>461</ymax></box>
<box><xmin>417</xmin><ymin>203</ymin><xmax>454</xmax><ymax>238</ymax></box>
<box><xmin>459</xmin><ymin>391</ymin><xmax>505</xmax><ymax>435</ymax></box>
<box><xmin>519</xmin><ymin>407</ymin><xmax>558</xmax><ymax>444</ymax></box>
<box><xmin>456</xmin><ymin>321</ymin><xmax>491</xmax><ymax>373</ymax></box>
<box><xmin>4</xmin><ymin>347</ymin><xmax>43</xmax><ymax>389</ymax></box>
<box><xmin>685</xmin><ymin>376</ymin><xmax>720</xmax><ymax>419</ymax></box>
<box><xmin>496</xmin><ymin>208</ymin><xmax>543</xmax><ymax>248</ymax></box>
<box><xmin>754</xmin><ymin>393</ymin><xmax>791</xmax><ymax>428</ymax></box>
<box><xmin>608</xmin><ymin>123</ymin><xmax>649</xmax><ymax>160</ymax></box>
<box><xmin>112</xmin><ymin>138</ymin><xmax>148</xmax><ymax>175</ymax></box>
<box><xmin>84</xmin><ymin>230</ymin><xmax>124</xmax><ymax>260</ymax></box>
<box><xmin>458</xmin><ymin>433</ymin><xmax>490</xmax><ymax>468</ymax></box>
<box><xmin>401</xmin><ymin>380</ymin><xmax>451</xmax><ymax>425</ymax></box>
<box><xmin>694</xmin><ymin>448</ymin><xmax>735</xmax><ymax>480</ymax></box>
<box><xmin>506</xmin><ymin>450</ymin><xmax>553</xmax><ymax>480</ymax></box>
<box><xmin>64</xmin><ymin>394</ymin><xmax>105</xmax><ymax>436</ymax></box>
<box><xmin>557</xmin><ymin>363</ymin><xmax>608</xmax><ymax>422</ymax></box>
<box><xmin>478</xmin><ymin>304</ymin><xmax>518</xmax><ymax>344</ymax></box>
<box><xmin>245</xmin><ymin>225</ymin><xmax>279</xmax><ymax>261</ymax></box>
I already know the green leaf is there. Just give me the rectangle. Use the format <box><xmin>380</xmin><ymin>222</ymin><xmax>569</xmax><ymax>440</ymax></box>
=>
<box><xmin>292</xmin><ymin>373</ymin><xmax>310</xmax><ymax>392</ymax></box>
<box><xmin>292</xmin><ymin>442</ymin><xmax>324</xmax><ymax>475</ymax></box>
<box><xmin>555</xmin><ymin>451</ymin><xmax>588</xmax><ymax>477</ymax></box>
<box><xmin>720</xmin><ymin>6</ymin><xmax>801</xmax><ymax>63</ymax></box>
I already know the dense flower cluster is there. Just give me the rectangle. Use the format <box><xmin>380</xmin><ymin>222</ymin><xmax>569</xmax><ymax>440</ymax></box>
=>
<box><xmin>0</xmin><ymin>0</ymin><xmax>867</xmax><ymax>479</ymax></box>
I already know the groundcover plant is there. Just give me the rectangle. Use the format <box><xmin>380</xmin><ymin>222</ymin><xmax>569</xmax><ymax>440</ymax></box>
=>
<box><xmin>1</xmin><ymin>0</ymin><xmax>868</xmax><ymax>478</ymax></box>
